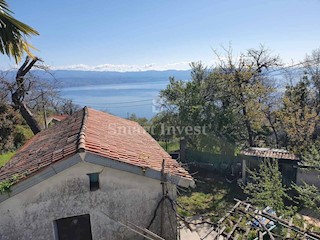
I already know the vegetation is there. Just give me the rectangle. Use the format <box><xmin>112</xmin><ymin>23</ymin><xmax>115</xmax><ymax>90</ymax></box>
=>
<box><xmin>0</xmin><ymin>151</ymin><xmax>15</xmax><ymax>166</ymax></box>
<box><xmin>128</xmin><ymin>47</ymin><xmax>320</xmax><ymax>217</ymax></box>
<box><xmin>0</xmin><ymin>0</ymin><xmax>39</xmax><ymax>62</ymax></box>
<box><xmin>293</xmin><ymin>142</ymin><xmax>320</xmax><ymax>212</ymax></box>
<box><xmin>0</xmin><ymin>1</ymin><xmax>78</xmax><ymax>136</ymax></box>
<box><xmin>0</xmin><ymin>1</ymin><xmax>318</xmax><ymax>238</ymax></box>
<box><xmin>178</xmin><ymin>169</ymin><xmax>246</xmax><ymax>222</ymax></box>
<box><xmin>155</xmin><ymin>46</ymin><xmax>320</xmax><ymax>226</ymax></box>
<box><xmin>0</xmin><ymin>13</ymin><xmax>319</xmax><ymax>233</ymax></box>
<box><xmin>0</xmin><ymin>103</ymin><xmax>33</xmax><ymax>153</ymax></box>
<box><xmin>242</xmin><ymin>159</ymin><xmax>293</xmax><ymax>215</ymax></box>
<box><xmin>178</xmin><ymin>168</ymin><xmax>320</xmax><ymax>238</ymax></box>
<box><xmin>157</xmin><ymin>46</ymin><xmax>282</xmax><ymax>153</ymax></box>
<box><xmin>0</xmin><ymin>175</ymin><xmax>18</xmax><ymax>194</ymax></box>
<box><xmin>158</xmin><ymin>140</ymin><xmax>179</xmax><ymax>152</ymax></box>
<box><xmin>156</xmin><ymin>46</ymin><xmax>320</xmax><ymax>155</ymax></box>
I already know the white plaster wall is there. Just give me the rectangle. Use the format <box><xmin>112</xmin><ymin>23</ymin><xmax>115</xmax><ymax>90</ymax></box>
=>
<box><xmin>0</xmin><ymin>158</ymin><xmax>177</xmax><ymax>240</ymax></box>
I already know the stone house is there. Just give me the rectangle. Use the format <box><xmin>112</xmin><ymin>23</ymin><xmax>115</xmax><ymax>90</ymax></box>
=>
<box><xmin>0</xmin><ymin>107</ymin><xmax>194</xmax><ymax>240</ymax></box>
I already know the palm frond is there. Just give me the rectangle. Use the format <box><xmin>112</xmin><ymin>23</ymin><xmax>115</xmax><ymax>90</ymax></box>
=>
<box><xmin>0</xmin><ymin>0</ymin><xmax>39</xmax><ymax>63</ymax></box>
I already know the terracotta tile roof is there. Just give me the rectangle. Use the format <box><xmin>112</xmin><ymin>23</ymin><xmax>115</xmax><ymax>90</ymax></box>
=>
<box><xmin>0</xmin><ymin>110</ymin><xmax>84</xmax><ymax>182</ymax></box>
<box><xmin>240</xmin><ymin>147</ymin><xmax>299</xmax><ymax>161</ymax></box>
<box><xmin>0</xmin><ymin>107</ymin><xmax>192</xmax><ymax>183</ymax></box>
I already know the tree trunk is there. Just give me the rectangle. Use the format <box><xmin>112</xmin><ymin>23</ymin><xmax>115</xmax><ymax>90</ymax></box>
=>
<box><xmin>179</xmin><ymin>138</ymin><xmax>187</xmax><ymax>162</ymax></box>
<box><xmin>11</xmin><ymin>57</ymin><xmax>42</xmax><ymax>134</ymax></box>
<box><xmin>242</xmin><ymin>106</ymin><xmax>254</xmax><ymax>147</ymax></box>
<box><xmin>236</xmin><ymin>74</ymin><xmax>254</xmax><ymax>147</ymax></box>
<box><xmin>266</xmin><ymin>113</ymin><xmax>279</xmax><ymax>148</ymax></box>
<box><xmin>20</xmin><ymin>102</ymin><xmax>42</xmax><ymax>134</ymax></box>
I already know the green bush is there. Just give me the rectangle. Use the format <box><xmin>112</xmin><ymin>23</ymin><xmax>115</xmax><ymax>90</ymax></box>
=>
<box><xmin>14</xmin><ymin>125</ymin><xmax>33</xmax><ymax>148</ymax></box>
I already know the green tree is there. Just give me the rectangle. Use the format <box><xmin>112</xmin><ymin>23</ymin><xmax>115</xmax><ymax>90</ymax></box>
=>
<box><xmin>158</xmin><ymin>46</ymin><xmax>281</xmax><ymax>153</ymax></box>
<box><xmin>0</xmin><ymin>102</ymin><xmax>32</xmax><ymax>153</ymax></box>
<box><xmin>277</xmin><ymin>79</ymin><xmax>318</xmax><ymax>152</ymax></box>
<box><xmin>304</xmin><ymin>48</ymin><xmax>320</xmax><ymax>108</ymax></box>
<box><xmin>294</xmin><ymin>183</ymin><xmax>320</xmax><ymax>213</ymax></box>
<box><xmin>0</xmin><ymin>103</ymin><xmax>19</xmax><ymax>152</ymax></box>
<box><xmin>128</xmin><ymin>113</ymin><xmax>149</xmax><ymax>127</ymax></box>
<box><xmin>210</xmin><ymin>45</ymin><xmax>281</xmax><ymax>147</ymax></box>
<box><xmin>242</xmin><ymin>159</ymin><xmax>291</xmax><ymax>214</ymax></box>
<box><xmin>0</xmin><ymin>0</ymin><xmax>39</xmax><ymax>62</ymax></box>
<box><xmin>293</xmin><ymin>143</ymin><xmax>320</xmax><ymax>212</ymax></box>
<box><xmin>158</xmin><ymin>62</ymin><xmax>214</xmax><ymax>151</ymax></box>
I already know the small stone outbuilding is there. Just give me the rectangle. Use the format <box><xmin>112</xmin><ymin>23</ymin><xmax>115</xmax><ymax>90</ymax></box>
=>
<box><xmin>240</xmin><ymin>147</ymin><xmax>299</xmax><ymax>186</ymax></box>
<box><xmin>0</xmin><ymin>107</ymin><xmax>194</xmax><ymax>240</ymax></box>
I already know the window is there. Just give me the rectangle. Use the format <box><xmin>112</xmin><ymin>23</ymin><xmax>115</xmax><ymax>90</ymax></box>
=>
<box><xmin>87</xmin><ymin>173</ymin><xmax>100</xmax><ymax>191</ymax></box>
<box><xmin>55</xmin><ymin>214</ymin><xmax>93</xmax><ymax>240</ymax></box>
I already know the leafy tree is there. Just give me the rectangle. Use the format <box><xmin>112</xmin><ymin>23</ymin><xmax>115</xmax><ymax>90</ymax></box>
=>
<box><xmin>158</xmin><ymin>62</ymin><xmax>210</xmax><ymax>150</ymax></box>
<box><xmin>242</xmin><ymin>159</ymin><xmax>291</xmax><ymax>214</ymax></box>
<box><xmin>0</xmin><ymin>103</ymin><xmax>19</xmax><ymax>152</ymax></box>
<box><xmin>304</xmin><ymin>48</ymin><xmax>320</xmax><ymax>108</ymax></box>
<box><xmin>277</xmin><ymin>79</ymin><xmax>318</xmax><ymax>152</ymax></box>
<box><xmin>158</xmin><ymin>46</ymin><xmax>281</xmax><ymax>154</ymax></box>
<box><xmin>294</xmin><ymin>183</ymin><xmax>320</xmax><ymax>213</ymax></box>
<box><xmin>150</xmin><ymin>111</ymin><xmax>176</xmax><ymax>144</ymax></box>
<box><xmin>293</xmin><ymin>143</ymin><xmax>320</xmax><ymax>212</ymax></box>
<box><xmin>128</xmin><ymin>113</ymin><xmax>149</xmax><ymax>127</ymax></box>
<box><xmin>0</xmin><ymin>0</ymin><xmax>39</xmax><ymax>62</ymax></box>
<box><xmin>0</xmin><ymin>59</ymin><xmax>80</xmax><ymax>134</ymax></box>
<box><xmin>210</xmin><ymin>45</ymin><xmax>281</xmax><ymax>147</ymax></box>
<box><xmin>0</xmin><ymin>102</ymin><xmax>32</xmax><ymax>153</ymax></box>
<box><xmin>52</xmin><ymin>99</ymin><xmax>80</xmax><ymax>115</ymax></box>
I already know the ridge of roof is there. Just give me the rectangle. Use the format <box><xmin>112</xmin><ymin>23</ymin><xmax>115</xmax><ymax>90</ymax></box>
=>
<box><xmin>77</xmin><ymin>106</ymin><xmax>88</xmax><ymax>152</ymax></box>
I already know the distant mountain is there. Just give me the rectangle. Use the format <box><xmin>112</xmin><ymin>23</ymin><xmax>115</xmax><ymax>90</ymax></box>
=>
<box><xmin>31</xmin><ymin>69</ymin><xmax>192</xmax><ymax>88</ymax></box>
<box><xmin>50</xmin><ymin>62</ymin><xmax>191</xmax><ymax>72</ymax></box>
<box><xmin>3</xmin><ymin>66</ymin><xmax>303</xmax><ymax>90</ymax></box>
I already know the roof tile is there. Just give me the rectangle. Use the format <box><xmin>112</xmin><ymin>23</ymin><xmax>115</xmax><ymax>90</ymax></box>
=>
<box><xmin>240</xmin><ymin>147</ymin><xmax>299</xmax><ymax>160</ymax></box>
<box><xmin>0</xmin><ymin>107</ymin><xmax>191</xmax><ymax>183</ymax></box>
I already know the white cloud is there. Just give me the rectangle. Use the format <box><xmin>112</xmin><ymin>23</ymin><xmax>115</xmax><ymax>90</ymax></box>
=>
<box><xmin>50</xmin><ymin>62</ymin><xmax>191</xmax><ymax>72</ymax></box>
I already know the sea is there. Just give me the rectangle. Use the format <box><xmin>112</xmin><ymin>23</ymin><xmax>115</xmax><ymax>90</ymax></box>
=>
<box><xmin>60</xmin><ymin>81</ymin><xmax>168</xmax><ymax>119</ymax></box>
<box><xmin>55</xmin><ymin>70</ymin><xmax>191</xmax><ymax>119</ymax></box>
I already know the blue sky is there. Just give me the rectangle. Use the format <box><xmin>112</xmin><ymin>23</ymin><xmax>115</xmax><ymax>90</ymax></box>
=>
<box><xmin>1</xmin><ymin>0</ymin><xmax>320</xmax><ymax>70</ymax></box>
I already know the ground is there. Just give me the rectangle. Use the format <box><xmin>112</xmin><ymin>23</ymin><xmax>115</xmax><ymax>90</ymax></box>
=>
<box><xmin>177</xmin><ymin>166</ymin><xmax>246</xmax><ymax>223</ymax></box>
<box><xmin>177</xmin><ymin>166</ymin><xmax>320</xmax><ymax>239</ymax></box>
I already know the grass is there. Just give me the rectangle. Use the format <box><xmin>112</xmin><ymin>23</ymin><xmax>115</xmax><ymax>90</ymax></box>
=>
<box><xmin>0</xmin><ymin>151</ymin><xmax>16</xmax><ymax>166</ymax></box>
<box><xmin>159</xmin><ymin>140</ymin><xmax>179</xmax><ymax>153</ymax></box>
<box><xmin>0</xmin><ymin>124</ymin><xmax>32</xmax><ymax>167</ymax></box>
<box><xmin>177</xmin><ymin>167</ymin><xmax>246</xmax><ymax>223</ymax></box>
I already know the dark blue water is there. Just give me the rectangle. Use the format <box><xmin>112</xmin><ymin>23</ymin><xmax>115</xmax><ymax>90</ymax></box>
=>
<box><xmin>44</xmin><ymin>69</ymin><xmax>191</xmax><ymax>119</ymax></box>
<box><xmin>60</xmin><ymin>80</ymin><xmax>169</xmax><ymax>119</ymax></box>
